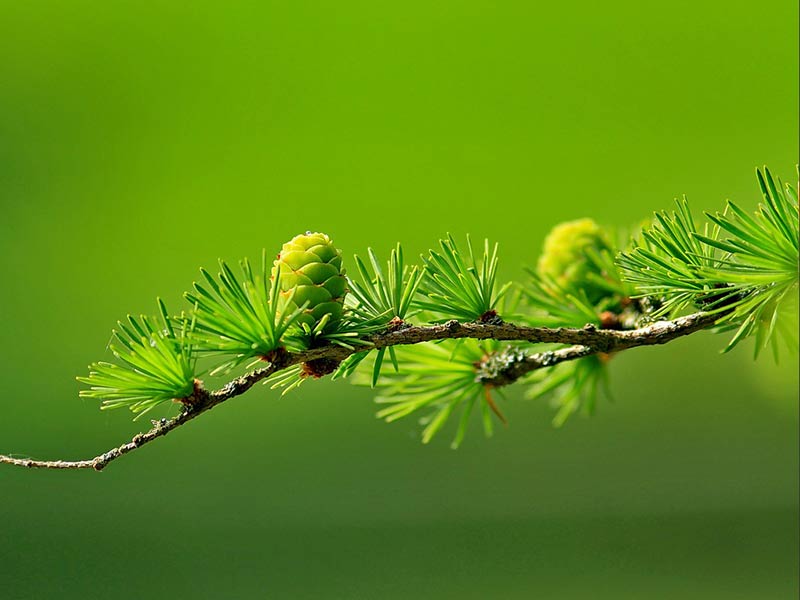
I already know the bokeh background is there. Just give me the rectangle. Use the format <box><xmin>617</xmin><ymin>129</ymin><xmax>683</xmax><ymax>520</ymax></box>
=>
<box><xmin>1</xmin><ymin>2</ymin><xmax>797</xmax><ymax>598</ymax></box>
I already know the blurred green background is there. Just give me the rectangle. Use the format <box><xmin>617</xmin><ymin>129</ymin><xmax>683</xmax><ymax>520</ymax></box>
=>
<box><xmin>1</xmin><ymin>1</ymin><xmax>797</xmax><ymax>598</ymax></box>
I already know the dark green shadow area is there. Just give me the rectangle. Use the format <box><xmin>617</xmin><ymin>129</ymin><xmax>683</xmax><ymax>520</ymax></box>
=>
<box><xmin>2</xmin><ymin>508</ymin><xmax>796</xmax><ymax>599</ymax></box>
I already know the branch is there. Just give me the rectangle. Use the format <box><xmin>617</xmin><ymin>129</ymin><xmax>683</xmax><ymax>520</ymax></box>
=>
<box><xmin>0</xmin><ymin>311</ymin><xmax>717</xmax><ymax>471</ymax></box>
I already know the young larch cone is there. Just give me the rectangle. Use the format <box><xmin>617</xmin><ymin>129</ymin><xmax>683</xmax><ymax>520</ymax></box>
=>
<box><xmin>272</xmin><ymin>232</ymin><xmax>347</xmax><ymax>332</ymax></box>
<box><xmin>536</xmin><ymin>218</ymin><xmax>614</xmax><ymax>305</ymax></box>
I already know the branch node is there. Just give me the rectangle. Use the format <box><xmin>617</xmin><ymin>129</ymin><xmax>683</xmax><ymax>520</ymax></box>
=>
<box><xmin>477</xmin><ymin>310</ymin><xmax>503</xmax><ymax>325</ymax></box>
<box><xmin>302</xmin><ymin>358</ymin><xmax>341</xmax><ymax>378</ymax></box>
<box><xmin>387</xmin><ymin>316</ymin><xmax>411</xmax><ymax>332</ymax></box>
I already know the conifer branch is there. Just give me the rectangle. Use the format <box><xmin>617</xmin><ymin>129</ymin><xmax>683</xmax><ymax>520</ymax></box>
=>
<box><xmin>1</xmin><ymin>311</ymin><xmax>716</xmax><ymax>471</ymax></box>
<box><xmin>1</xmin><ymin>167</ymin><xmax>795</xmax><ymax>469</ymax></box>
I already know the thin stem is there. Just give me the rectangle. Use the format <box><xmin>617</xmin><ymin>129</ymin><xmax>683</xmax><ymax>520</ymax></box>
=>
<box><xmin>0</xmin><ymin>312</ymin><xmax>717</xmax><ymax>472</ymax></box>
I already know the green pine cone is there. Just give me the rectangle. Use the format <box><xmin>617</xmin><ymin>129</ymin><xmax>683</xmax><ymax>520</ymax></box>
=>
<box><xmin>272</xmin><ymin>232</ymin><xmax>347</xmax><ymax>332</ymax></box>
<box><xmin>536</xmin><ymin>218</ymin><xmax>614</xmax><ymax>305</ymax></box>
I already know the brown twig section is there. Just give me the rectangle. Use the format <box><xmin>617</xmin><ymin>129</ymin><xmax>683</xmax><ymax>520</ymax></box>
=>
<box><xmin>0</xmin><ymin>312</ymin><xmax>717</xmax><ymax>472</ymax></box>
